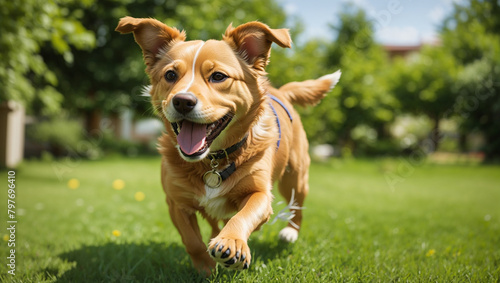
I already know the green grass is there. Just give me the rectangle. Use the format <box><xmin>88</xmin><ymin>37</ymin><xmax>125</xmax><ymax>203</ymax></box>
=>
<box><xmin>1</xmin><ymin>156</ymin><xmax>499</xmax><ymax>282</ymax></box>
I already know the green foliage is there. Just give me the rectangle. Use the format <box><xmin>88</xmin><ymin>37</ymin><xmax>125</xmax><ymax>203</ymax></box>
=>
<box><xmin>442</xmin><ymin>0</ymin><xmax>500</xmax><ymax>65</ymax></box>
<box><xmin>267</xmin><ymin>39</ymin><xmax>330</xmax><ymax>88</ymax></box>
<box><xmin>314</xmin><ymin>6</ymin><xmax>395</xmax><ymax>152</ymax></box>
<box><xmin>327</xmin><ymin>4</ymin><xmax>377</xmax><ymax>66</ymax></box>
<box><xmin>441</xmin><ymin>0</ymin><xmax>500</xmax><ymax>160</ymax></box>
<box><xmin>391</xmin><ymin>46</ymin><xmax>460</xmax><ymax>121</ymax></box>
<box><xmin>267</xmin><ymin>39</ymin><xmax>343</xmax><ymax>145</ymax></box>
<box><xmin>389</xmin><ymin>0</ymin><xmax>500</xmax><ymax>157</ymax></box>
<box><xmin>99</xmin><ymin>129</ymin><xmax>159</xmax><ymax>156</ymax></box>
<box><xmin>390</xmin><ymin>115</ymin><xmax>434</xmax><ymax>149</ymax></box>
<box><xmin>0</xmin><ymin>0</ymin><xmax>95</xmax><ymax>116</ymax></box>
<box><xmin>28</xmin><ymin>117</ymin><xmax>85</xmax><ymax>156</ymax></box>
<box><xmin>294</xmin><ymin>1</ymin><xmax>500</xmax><ymax>158</ymax></box>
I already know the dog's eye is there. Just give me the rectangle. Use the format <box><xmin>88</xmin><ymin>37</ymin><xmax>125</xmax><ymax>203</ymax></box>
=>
<box><xmin>209</xmin><ymin>72</ymin><xmax>228</xmax><ymax>83</ymax></box>
<box><xmin>164</xmin><ymin>70</ymin><xmax>178</xmax><ymax>83</ymax></box>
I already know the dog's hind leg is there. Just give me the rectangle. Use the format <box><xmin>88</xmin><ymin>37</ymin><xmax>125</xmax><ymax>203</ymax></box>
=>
<box><xmin>200</xmin><ymin>210</ymin><xmax>222</xmax><ymax>240</ymax></box>
<box><xmin>277</xmin><ymin>152</ymin><xmax>310</xmax><ymax>243</ymax></box>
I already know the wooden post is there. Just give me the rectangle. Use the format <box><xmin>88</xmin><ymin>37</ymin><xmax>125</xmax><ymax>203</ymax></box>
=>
<box><xmin>0</xmin><ymin>101</ymin><xmax>25</xmax><ymax>168</ymax></box>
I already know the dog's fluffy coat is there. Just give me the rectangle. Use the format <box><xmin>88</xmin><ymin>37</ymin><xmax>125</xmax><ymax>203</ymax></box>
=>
<box><xmin>116</xmin><ymin>16</ymin><xmax>340</xmax><ymax>274</ymax></box>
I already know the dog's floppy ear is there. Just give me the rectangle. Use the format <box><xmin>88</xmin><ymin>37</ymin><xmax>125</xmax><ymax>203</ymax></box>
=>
<box><xmin>223</xmin><ymin>21</ymin><xmax>292</xmax><ymax>71</ymax></box>
<box><xmin>115</xmin><ymin>16</ymin><xmax>186</xmax><ymax>69</ymax></box>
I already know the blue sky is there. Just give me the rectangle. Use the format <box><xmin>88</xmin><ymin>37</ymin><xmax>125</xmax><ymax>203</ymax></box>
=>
<box><xmin>278</xmin><ymin>0</ymin><xmax>463</xmax><ymax>45</ymax></box>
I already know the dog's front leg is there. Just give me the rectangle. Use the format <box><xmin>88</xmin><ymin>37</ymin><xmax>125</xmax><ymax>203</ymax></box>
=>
<box><xmin>167</xmin><ymin>198</ymin><xmax>216</xmax><ymax>275</ymax></box>
<box><xmin>208</xmin><ymin>191</ymin><xmax>272</xmax><ymax>270</ymax></box>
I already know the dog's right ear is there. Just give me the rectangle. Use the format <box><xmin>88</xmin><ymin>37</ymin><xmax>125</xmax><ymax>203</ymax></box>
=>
<box><xmin>115</xmin><ymin>16</ymin><xmax>186</xmax><ymax>69</ymax></box>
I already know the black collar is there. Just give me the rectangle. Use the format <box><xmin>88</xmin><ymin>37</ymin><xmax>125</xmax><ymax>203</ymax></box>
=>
<box><xmin>203</xmin><ymin>134</ymin><xmax>248</xmax><ymax>187</ymax></box>
<box><xmin>207</xmin><ymin>134</ymin><xmax>248</xmax><ymax>161</ymax></box>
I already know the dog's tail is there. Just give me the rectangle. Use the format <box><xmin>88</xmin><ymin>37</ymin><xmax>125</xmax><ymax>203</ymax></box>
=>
<box><xmin>279</xmin><ymin>70</ymin><xmax>341</xmax><ymax>107</ymax></box>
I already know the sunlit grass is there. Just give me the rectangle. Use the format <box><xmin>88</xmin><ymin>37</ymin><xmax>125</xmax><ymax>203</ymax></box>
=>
<box><xmin>0</xmin><ymin>157</ymin><xmax>499</xmax><ymax>282</ymax></box>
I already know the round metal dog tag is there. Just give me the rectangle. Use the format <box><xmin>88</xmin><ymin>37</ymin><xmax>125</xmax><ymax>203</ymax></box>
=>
<box><xmin>203</xmin><ymin>170</ymin><xmax>222</xmax><ymax>188</ymax></box>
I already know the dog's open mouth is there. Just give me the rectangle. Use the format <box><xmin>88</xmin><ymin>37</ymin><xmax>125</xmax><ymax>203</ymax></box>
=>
<box><xmin>171</xmin><ymin>114</ymin><xmax>233</xmax><ymax>157</ymax></box>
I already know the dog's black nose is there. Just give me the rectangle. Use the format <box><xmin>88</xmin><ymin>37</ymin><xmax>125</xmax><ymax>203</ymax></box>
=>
<box><xmin>172</xmin><ymin>93</ymin><xmax>198</xmax><ymax>115</ymax></box>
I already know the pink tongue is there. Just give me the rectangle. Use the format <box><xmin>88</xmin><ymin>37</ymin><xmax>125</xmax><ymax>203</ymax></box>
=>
<box><xmin>177</xmin><ymin>121</ymin><xmax>207</xmax><ymax>155</ymax></box>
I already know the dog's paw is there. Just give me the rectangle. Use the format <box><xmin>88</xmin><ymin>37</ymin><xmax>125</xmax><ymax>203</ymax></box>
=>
<box><xmin>208</xmin><ymin>237</ymin><xmax>251</xmax><ymax>270</ymax></box>
<box><xmin>278</xmin><ymin>227</ymin><xmax>299</xmax><ymax>243</ymax></box>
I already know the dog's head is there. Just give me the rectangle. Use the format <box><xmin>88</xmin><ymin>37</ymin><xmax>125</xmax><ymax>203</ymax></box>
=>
<box><xmin>116</xmin><ymin>17</ymin><xmax>291</xmax><ymax>162</ymax></box>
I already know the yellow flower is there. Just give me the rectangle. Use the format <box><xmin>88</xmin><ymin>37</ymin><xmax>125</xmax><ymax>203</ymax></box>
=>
<box><xmin>112</xmin><ymin>230</ymin><xmax>121</xmax><ymax>237</ymax></box>
<box><xmin>112</xmin><ymin>179</ymin><xmax>125</xmax><ymax>190</ymax></box>
<box><xmin>426</xmin><ymin>249</ymin><xmax>436</xmax><ymax>257</ymax></box>
<box><xmin>134</xmin><ymin>191</ymin><xmax>145</xmax><ymax>201</ymax></box>
<box><xmin>67</xmin><ymin>178</ymin><xmax>80</xmax><ymax>190</ymax></box>
<box><xmin>3</xmin><ymin>234</ymin><xmax>9</xmax><ymax>241</ymax></box>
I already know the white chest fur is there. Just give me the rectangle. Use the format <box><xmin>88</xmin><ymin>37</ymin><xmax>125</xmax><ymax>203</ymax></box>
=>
<box><xmin>196</xmin><ymin>186</ymin><xmax>234</xmax><ymax>220</ymax></box>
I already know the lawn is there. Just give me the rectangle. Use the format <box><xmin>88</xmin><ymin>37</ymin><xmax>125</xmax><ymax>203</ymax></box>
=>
<box><xmin>1</xmin><ymin>156</ymin><xmax>499</xmax><ymax>282</ymax></box>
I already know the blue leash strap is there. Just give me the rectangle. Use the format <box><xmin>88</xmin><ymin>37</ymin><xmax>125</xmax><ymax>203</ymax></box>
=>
<box><xmin>267</xmin><ymin>94</ymin><xmax>293</xmax><ymax>150</ymax></box>
<box><xmin>268</xmin><ymin>94</ymin><xmax>293</xmax><ymax>122</ymax></box>
<box><xmin>269</xmin><ymin>103</ymin><xmax>282</xmax><ymax>149</ymax></box>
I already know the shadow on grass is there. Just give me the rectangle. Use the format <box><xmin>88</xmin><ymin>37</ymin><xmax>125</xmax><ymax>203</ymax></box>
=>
<box><xmin>47</xmin><ymin>241</ymin><xmax>206</xmax><ymax>283</ymax></box>
<box><xmin>47</xmin><ymin>237</ymin><xmax>294</xmax><ymax>282</ymax></box>
<box><xmin>251</xmin><ymin>237</ymin><xmax>294</xmax><ymax>262</ymax></box>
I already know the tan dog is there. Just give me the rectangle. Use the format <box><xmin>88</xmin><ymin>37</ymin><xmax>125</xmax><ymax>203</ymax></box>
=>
<box><xmin>115</xmin><ymin>17</ymin><xmax>340</xmax><ymax>274</ymax></box>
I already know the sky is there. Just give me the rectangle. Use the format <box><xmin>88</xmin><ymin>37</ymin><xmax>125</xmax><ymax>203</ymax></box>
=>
<box><xmin>278</xmin><ymin>0</ymin><xmax>463</xmax><ymax>46</ymax></box>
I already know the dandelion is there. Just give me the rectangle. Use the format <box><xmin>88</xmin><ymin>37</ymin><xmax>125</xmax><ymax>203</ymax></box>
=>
<box><xmin>3</xmin><ymin>235</ymin><xmax>8</xmax><ymax>241</ymax></box>
<box><xmin>112</xmin><ymin>230</ymin><xmax>121</xmax><ymax>237</ymax></box>
<box><xmin>112</xmin><ymin>179</ymin><xmax>125</xmax><ymax>190</ymax></box>
<box><xmin>67</xmin><ymin>178</ymin><xmax>80</xmax><ymax>190</ymax></box>
<box><xmin>134</xmin><ymin>191</ymin><xmax>145</xmax><ymax>202</ymax></box>
<box><xmin>426</xmin><ymin>249</ymin><xmax>436</xmax><ymax>257</ymax></box>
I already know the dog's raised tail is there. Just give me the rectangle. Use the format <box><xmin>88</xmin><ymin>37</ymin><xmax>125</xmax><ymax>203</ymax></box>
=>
<box><xmin>279</xmin><ymin>70</ymin><xmax>341</xmax><ymax>107</ymax></box>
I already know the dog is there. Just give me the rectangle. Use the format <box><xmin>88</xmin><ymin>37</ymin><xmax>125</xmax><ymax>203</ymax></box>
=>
<box><xmin>115</xmin><ymin>16</ymin><xmax>340</xmax><ymax>274</ymax></box>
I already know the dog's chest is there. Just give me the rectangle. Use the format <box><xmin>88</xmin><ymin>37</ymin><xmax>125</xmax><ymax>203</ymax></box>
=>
<box><xmin>196</xmin><ymin>186</ymin><xmax>234</xmax><ymax>220</ymax></box>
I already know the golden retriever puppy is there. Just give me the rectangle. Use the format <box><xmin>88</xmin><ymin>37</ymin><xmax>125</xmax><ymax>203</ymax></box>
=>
<box><xmin>116</xmin><ymin>16</ymin><xmax>340</xmax><ymax>274</ymax></box>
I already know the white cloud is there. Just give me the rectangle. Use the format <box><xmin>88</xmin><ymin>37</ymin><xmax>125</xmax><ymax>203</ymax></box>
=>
<box><xmin>343</xmin><ymin>0</ymin><xmax>371</xmax><ymax>8</ymax></box>
<box><xmin>284</xmin><ymin>3</ymin><xmax>298</xmax><ymax>15</ymax></box>
<box><xmin>428</xmin><ymin>6</ymin><xmax>446</xmax><ymax>24</ymax></box>
<box><xmin>421</xmin><ymin>30</ymin><xmax>441</xmax><ymax>44</ymax></box>
<box><xmin>376</xmin><ymin>26</ymin><xmax>441</xmax><ymax>46</ymax></box>
<box><xmin>376</xmin><ymin>26</ymin><xmax>420</xmax><ymax>45</ymax></box>
<box><xmin>441</xmin><ymin>0</ymin><xmax>468</xmax><ymax>6</ymax></box>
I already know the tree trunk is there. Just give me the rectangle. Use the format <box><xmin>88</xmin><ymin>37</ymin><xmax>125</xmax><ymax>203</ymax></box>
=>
<box><xmin>85</xmin><ymin>108</ymin><xmax>101</xmax><ymax>137</ymax></box>
<box><xmin>375</xmin><ymin>122</ymin><xmax>389</xmax><ymax>141</ymax></box>
<box><xmin>338</xmin><ymin>125</ymin><xmax>355</xmax><ymax>156</ymax></box>
<box><xmin>110</xmin><ymin>112</ymin><xmax>121</xmax><ymax>138</ymax></box>
<box><xmin>85</xmin><ymin>90</ymin><xmax>101</xmax><ymax>137</ymax></box>
<box><xmin>484</xmin><ymin>130</ymin><xmax>500</xmax><ymax>163</ymax></box>
<box><xmin>458</xmin><ymin>132</ymin><xmax>467</xmax><ymax>152</ymax></box>
<box><xmin>430</xmin><ymin>116</ymin><xmax>440</xmax><ymax>152</ymax></box>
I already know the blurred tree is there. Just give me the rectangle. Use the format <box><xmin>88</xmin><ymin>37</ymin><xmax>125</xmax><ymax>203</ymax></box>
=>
<box><xmin>41</xmin><ymin>0</ymin><xmax>289</xmax><ymax>134</ymax></box>
<box><xmin>390</xmin><ymin>46</ymin><xmax>460</xmax><ymax>151</ymax></box>
<box><xmin>268</xmin><ymin>39</ymin><xmax>335</xmax><ymax>143</ymax></box>
<box><xmin>319</xmin><ymin>5</ymin><xmax>395</xmax><ymax>152</ymax></box>
<box><xmin>442</xmin><ymin>0</ymin><xmax>500</xmax><ymax>65</ymax></box>
<box><xmin>441</xmin><ymin>0</ymin><xmax>500</xmax><ymax>160</ymax></box>
<box><xmin>266</xmin><ymin>19</ymin><xmax>315</xmax><ymax>87</ymax></box>
<box><xmin>0</xmin><ymin>0</ymin><xmax>95</xmax><ymax>115</ymax></box>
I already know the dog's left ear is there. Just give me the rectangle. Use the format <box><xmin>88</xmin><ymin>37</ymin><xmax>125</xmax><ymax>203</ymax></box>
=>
<box><xmin>115</xmin><ymin>16</ymin><xmax>186</xmax><ymax>70</ymax></box>
<box><xmin>223</xmin><ymin>22</ymin><xmax>292</xmax><ymax>71</ymax></box>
